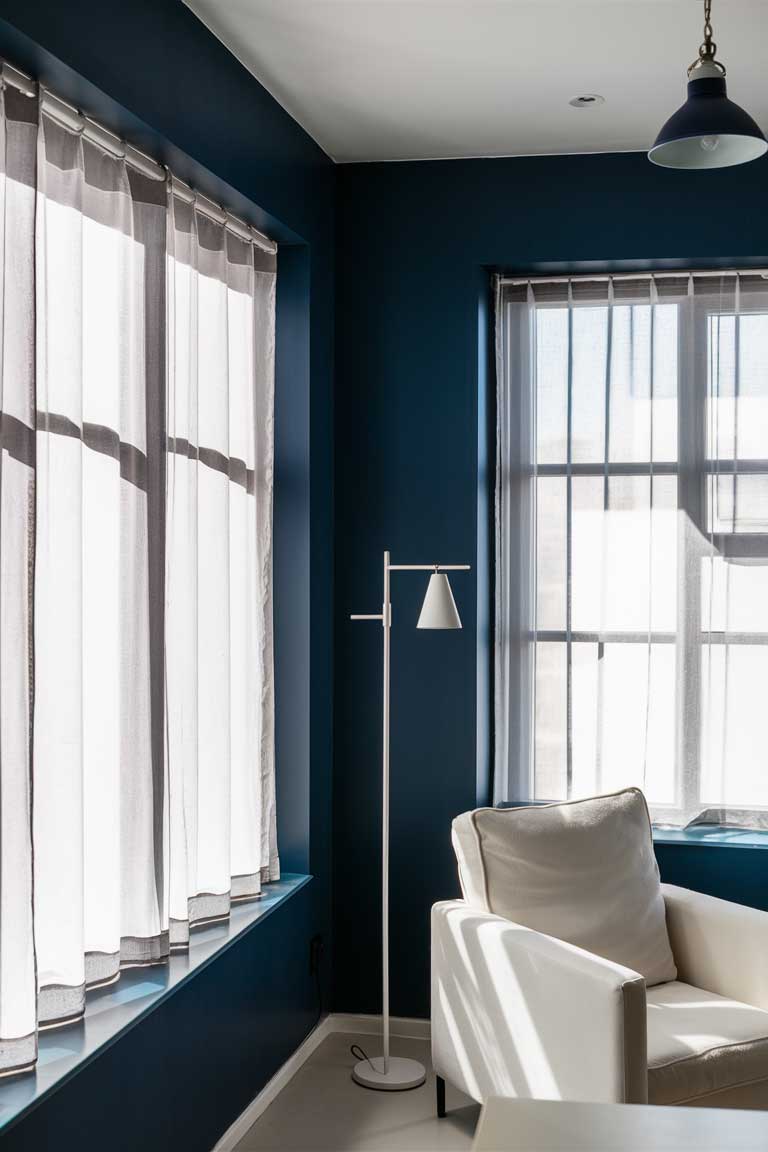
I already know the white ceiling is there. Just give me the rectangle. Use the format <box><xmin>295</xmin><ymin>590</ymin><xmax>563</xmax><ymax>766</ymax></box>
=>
<box><xmin>183</xmin><ymin>0</ymin><xmax>768</xmax><ymax>163</ymax></box>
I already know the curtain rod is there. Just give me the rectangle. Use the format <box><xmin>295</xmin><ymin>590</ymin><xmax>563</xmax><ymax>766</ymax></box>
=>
<box><xmin>499</xmin><ymin>269</ymin><xmax>768</xmax><ymax>287</ymax></box>
<box><xmin>0</xmin><ymin>61</ymin><xmax>277</xmax><ymax>256</ymax></box>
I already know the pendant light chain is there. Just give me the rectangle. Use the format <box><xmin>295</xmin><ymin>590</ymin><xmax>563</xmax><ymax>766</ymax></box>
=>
<box><xmin>690</xmin><ymin>0</ymin><xmax>724</xmax><ymax>75</ymax></box>
<box><xmin>703</xmin><ymin>0</ymin><xmax>713</xmax><ymax>51</ymax></box>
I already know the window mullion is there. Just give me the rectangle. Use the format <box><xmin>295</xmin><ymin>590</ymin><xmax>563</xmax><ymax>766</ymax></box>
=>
<box><xmin>565</xmin><ymin>289</ymin><xmax>574</xmax><ymax>798</ymax></box>
<box><xmin>676</xmin><ymin>283</ymin><xmax>706</xmax><ymax>818</ymax></box>
<box><xmin>595</xmin><ymin>288</ymin><xmax>614</xmax><ymax>795</ymax></box>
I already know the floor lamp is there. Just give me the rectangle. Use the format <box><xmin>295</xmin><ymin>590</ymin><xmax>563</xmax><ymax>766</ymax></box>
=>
<box><xmin>350</xmin><ymin>550</ymin><xmax>470</xmax><ymax>1091</ymax></box>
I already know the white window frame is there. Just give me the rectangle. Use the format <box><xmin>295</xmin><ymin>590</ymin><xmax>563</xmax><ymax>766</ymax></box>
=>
<box><xmin>496</xmin><ymin>273</ymin><xmax>768</xmax><ymax>823</ymax></box>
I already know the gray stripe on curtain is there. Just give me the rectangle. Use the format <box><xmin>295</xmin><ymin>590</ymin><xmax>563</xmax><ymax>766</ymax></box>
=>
<box><xmin>39</xmin><ymin>929</ymin><xmax>174</xmax><ymax>1024</ymax></box>
<box><xmin>0</xmin><ymin>1036</ymin><xmax>37</xmax><ymax>1077</ymax></box>
<box><xmin>28</xmin><ymin>414</ymin><xmax>259</xmax><ymax>496</ymax></box>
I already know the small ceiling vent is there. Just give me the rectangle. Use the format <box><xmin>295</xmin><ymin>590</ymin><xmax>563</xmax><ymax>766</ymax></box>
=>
<box><xmin>569</xmin><ymin>94</ymin><xmax>605</xmax><ymax>109</ymax></box>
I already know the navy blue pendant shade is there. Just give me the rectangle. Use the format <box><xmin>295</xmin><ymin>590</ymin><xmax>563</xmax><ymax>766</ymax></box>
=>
<box><xmin>650</xmin><ymin>68</ymin><xmax>767</xmax><ymax>169</ymax></box>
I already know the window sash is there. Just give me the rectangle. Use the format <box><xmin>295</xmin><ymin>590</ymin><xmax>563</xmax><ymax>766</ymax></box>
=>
<box><xmin>496</xmin><ymin>276</ymin><xmax>768</xmax><ymax>820</ymax></box>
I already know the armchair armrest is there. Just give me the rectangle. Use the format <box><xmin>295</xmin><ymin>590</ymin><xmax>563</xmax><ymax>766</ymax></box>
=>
<box><xmin>663</xmin><ymin>883</ymin><xmax>768</xmax><ymax>1010</ymax></box>
<box><xmin>431</xmin><ymin>901</ymin><xmax>647</xmax><ymax>1106</ymax></box>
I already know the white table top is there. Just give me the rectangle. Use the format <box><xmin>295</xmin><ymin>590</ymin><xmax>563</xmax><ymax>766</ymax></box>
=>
<box><xmin>472</xmin><ymin>1097</ymin><xmax>768</xmax><ymax>1151</ymax></box>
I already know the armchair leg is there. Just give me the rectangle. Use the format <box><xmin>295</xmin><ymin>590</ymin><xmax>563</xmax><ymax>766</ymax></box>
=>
<box><xmin>436</xmin><ymin>1074</ymin><xmax>446</xmax><ymax>1118</ymax></box>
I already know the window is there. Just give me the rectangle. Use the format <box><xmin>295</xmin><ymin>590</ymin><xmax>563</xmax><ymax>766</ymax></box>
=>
<box><xmin>0</xmin><ymin>78</ymin><xmax>277</xmax><ymax>1076</ymax></box>
<box><xmin>494</xmin><ymin>273</ymin><xmax>768</xmax><ymax>825</ymax></box>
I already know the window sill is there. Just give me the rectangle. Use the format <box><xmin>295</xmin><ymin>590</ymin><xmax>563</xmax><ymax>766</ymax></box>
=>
<box><xmin>653</xmin><ymin>826</ymin><xmax>768</xmax><ymax>850</ymax></box>
<box><xmin>0</xmin><ymin>873</ymin><xmax>312</xmax><ymax>1135</ymax></box>
<box><xmin>502</xmin><ymin>802</ymin><xmax>768</xmax><ymax>851</ymax></box>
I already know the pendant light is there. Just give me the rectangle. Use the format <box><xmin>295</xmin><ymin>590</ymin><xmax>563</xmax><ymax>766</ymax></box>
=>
<box><xmin>649</xmin><ymin>0</ymin><xmax>767</xmax><ymax>170</ymax></box>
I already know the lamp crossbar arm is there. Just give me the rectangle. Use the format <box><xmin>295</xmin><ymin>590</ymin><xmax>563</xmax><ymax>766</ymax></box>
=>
<box><xmin>387</xmin><ymin>563</ymin><xmax>470</xmax><ymax>571</ymax></box>
<box><xmin>350</xmin><ymin>613</ymin><xmax>384</xmax><ymax>620</ymax></box>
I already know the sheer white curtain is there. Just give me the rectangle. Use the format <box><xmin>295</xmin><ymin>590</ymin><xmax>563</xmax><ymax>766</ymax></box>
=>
<box><xmin>495</xmin><ymin>273</ymin><xmax>768</xmax><ymax>827</ymax></box>
<box><xmin>34</xmin><ymin>98</ymin><xmax>167</xmax><ymax>1028</ymax></box>
<box><xmin>0</xmin><ymin>85</ymin><xmax>277</xmax><ymax>1077</ymax></box>
<box><xmin>166</xmin><ymin>191</ymin><xmax>277</xmax><ymax>943</ymax></box>
<box><xmin>0</xmin><ymin>85</ymin><xmax>37</xmax><ymax>1076</ymax></box>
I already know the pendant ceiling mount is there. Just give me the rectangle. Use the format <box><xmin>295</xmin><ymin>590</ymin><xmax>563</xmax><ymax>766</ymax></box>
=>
<box><xmin>649</xmin><ymin>0</ymin><xmax>767</xmax><ymax>170</ymax></box>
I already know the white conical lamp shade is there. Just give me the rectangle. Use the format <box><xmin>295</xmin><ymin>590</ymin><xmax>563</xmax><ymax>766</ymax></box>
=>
<box><xmin>416</xmin><ymin>572</ymin><xmax>462</xmax><ymax>630</ymax></box>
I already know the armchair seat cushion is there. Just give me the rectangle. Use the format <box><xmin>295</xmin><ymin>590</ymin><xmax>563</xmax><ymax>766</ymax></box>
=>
<box><xmin>647</xmin><ymin>981</ymin><xmax>768</xmax><ymax>1106</ymax></box>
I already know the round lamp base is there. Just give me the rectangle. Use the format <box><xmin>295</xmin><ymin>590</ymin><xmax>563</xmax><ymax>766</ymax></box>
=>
<box><xmin>352</xmin><ymin>1056</ymin><xmax>426</xmax><ymax>1092</ymax></box>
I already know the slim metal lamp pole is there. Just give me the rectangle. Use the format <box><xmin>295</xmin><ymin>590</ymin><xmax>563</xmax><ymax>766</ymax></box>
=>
<box><xmin>350</xmin><ymin>550</ymin><xmax>470</xmax><ymax>1091</ymax></box>
<box><xmin>382</xmin><ymin>548</ymin><xmax>391</xmax><ymax>1074</ymax></box>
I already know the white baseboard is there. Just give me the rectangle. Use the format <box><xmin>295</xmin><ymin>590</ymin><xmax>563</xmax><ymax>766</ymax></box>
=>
<box><xmin>212</xmin><ymin>1013</ymin><xmax>431</xmax><ymax>1152</ymax></box>
<box><xmin>327</xmin><ymin>1013</ymin><xmax>430</xmax><ymax>1040</ymax></box>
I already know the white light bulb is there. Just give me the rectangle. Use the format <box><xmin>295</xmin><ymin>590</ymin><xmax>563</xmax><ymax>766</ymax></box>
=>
<box><xmin>700</xmin><ymin>136</ymin><xmax>720</xmax><ymax>152</ymax></box>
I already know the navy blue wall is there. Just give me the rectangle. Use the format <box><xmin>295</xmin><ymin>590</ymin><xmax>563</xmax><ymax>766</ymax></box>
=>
<box><xmin>333</xmin><ymin>152</ymin><xmax>768</xmax><ymax>1019</ymax></box>
<box><xmin>0</xmin><ymin>2</ymin><xmax>334</xmax><ymax>1147</ymax></box>
<box><xmin>655</xmin><ymin>843</ymin><xmax>768</xmax><ymax>914</ymax></box>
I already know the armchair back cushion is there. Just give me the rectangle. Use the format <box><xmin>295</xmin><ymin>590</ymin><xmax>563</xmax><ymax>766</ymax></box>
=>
<box><xmin>452</xmin><ymin>788</ymin><xmax>676</xmax><ymax>986</ymax></box>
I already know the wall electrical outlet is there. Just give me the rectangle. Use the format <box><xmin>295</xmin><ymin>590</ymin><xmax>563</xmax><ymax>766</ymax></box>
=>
<box><xmin>309</xmin><ymin>934</ymin><xmax>323</xmax><ymax>976</ymax></box>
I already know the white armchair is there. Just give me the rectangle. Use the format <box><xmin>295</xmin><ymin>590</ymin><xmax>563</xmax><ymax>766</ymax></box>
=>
<box><xmin>432</xmin><ymin>791</ymin><xmax>768</xmax><ymax>1113</ymax></box>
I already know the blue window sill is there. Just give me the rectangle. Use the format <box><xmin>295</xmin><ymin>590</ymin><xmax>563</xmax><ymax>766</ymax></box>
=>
<box><xmin>0</xmin><ymin>873</ymin><xmax>311</xmax><ymax>1134</ymax></box>
<box><xmin>502</xmin><ymin>801</ymin><xmax>768</xmax><ymax>850</ymax></box>
<box><xmin>653</xmin><ymin>826</ymin><xmax>768</xmax><ymax>850</ymax></box>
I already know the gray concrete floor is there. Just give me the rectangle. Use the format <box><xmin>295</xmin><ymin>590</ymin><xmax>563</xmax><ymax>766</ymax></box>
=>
<box><xmin>234</xmin><ymin>1032</ymin><xmax>479</xmax><ymax>1151</ymax></box>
